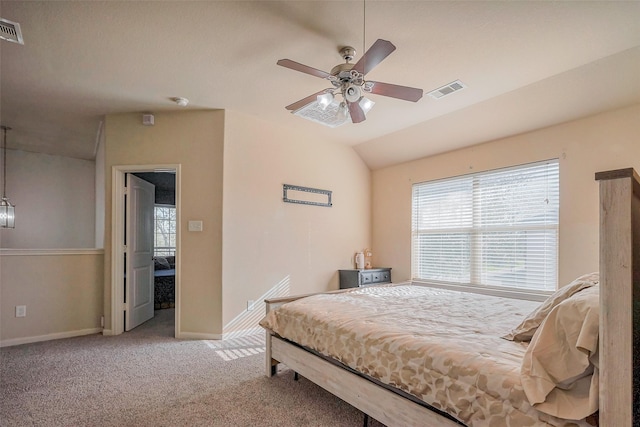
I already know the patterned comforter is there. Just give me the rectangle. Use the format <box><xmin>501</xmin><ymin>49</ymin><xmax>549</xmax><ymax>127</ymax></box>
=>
<box><xmin>260</xmin><ymin>285</ymin><xmax>594</xmax><ymax>427</ymax></box>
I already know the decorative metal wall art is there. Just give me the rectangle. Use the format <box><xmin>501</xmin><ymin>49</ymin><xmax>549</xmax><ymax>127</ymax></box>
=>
<box><xmin>283</xmin><ymin>184</ymin><xmax>332</xmax><ymax>207</ymax></box>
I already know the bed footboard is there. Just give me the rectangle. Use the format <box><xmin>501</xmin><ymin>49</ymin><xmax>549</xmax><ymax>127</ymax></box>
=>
<box><xmin>264</xmin><ymin>297</ymin><xmax>290</xmax><ymax>377</ymax></box>
<box><xmin>263</xmin><ymin>285</ymin><xmax>463</xmax><ymax>426</ymax></box>
<box><xmin>269</xmin><ymin>335</ymin><xmax>461</xmax><ymax>427</ymax></box>
<box><xmin>264</xmin><ymin>288</ymin><xmax>359</xmax><ymax>377</ymax></box>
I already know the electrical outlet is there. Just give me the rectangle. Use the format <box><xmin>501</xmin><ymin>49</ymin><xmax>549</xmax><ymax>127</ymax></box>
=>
<box><xmin>15</xmin><ymin>305</ymin><xmax>26</xmax><ymax>318</ymax></box>
<box><xmin>247</xmin><ymin>300</ymin><xmax>254</xmax><ymax>311</ymax></box>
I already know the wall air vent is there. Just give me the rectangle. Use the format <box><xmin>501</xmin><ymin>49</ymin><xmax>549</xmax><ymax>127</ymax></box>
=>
<box><xmin>427</xmin><ymin>80</ymin><xmax>466</xmax><ymax>99</ymax></box>
<box><xmin>0</xmin><ymin>18</ymin><xmax>24</xmax><ymax>45</ymax></box>
<box><xmin>292</xmin><ymin>101</ymin><xmax>350</xmax><ymax>128</ymax></box>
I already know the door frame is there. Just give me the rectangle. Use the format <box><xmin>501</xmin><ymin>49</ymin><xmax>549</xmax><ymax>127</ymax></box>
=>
<box><xmin>110</xmin><ymin>164</ymin><xmax>181</xmax><ymax>336</ymax></box>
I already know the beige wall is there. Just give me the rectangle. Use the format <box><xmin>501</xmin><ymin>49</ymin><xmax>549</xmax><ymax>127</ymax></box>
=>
<box><xmin>104</xmin><ymin>110</ymin><xmax>225</xmax><ymax>335</ymax></box>
<box><xmin>0</xmin><ymin>149</ymin><xmax>102</xmax><ymax>346</ymax></box>
<box><xmin>105</xmin><ymin>109</ymin><xmax>370</xmax><ymax>337</ymax></box>
<box><xmin>372</xmin><ymin>103</ymin><xmax>640</xmax><ymax>287</ymax></box>
<box><xmin>0</xmin><ymin>250</ymin><xmax>103</xmax><ymax>345</ymax></box>
<box><xmin>222</xmin><ymin>111</ymin><xmax>371</xmax><ymax>334</ymax></box>
<box><xmin>0</xmin><ymin>149</ymin><xmax>96</xmax><ymax>248</ymax></box>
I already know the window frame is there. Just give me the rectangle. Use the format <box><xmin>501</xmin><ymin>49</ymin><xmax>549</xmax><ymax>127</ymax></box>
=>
<box><xmin>153</xmin><ymin>204</ymin><xmax>176</xmax><ymax>257</ymax></box>
<box><xmin>411</xmin><ymin>160</ymin><xmax>559</xmax><ymax>297</ymax></box>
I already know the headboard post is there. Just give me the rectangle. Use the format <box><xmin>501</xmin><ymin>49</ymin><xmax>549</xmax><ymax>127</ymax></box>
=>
<box><xmin>595</xmin><ymin>167</ymin><xmax>640</xmax><ymax>426</ymax></box>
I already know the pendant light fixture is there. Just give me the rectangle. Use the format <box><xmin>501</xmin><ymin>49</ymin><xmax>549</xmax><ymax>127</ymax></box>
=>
<box><xmin>1</xmin><ymin>126</ymin><xmax>15</xmax><ymax>228</ymax></box>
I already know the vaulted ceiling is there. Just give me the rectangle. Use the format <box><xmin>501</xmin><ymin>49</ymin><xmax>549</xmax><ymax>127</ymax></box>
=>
<box><xmin>1</xmin><ymin>1</ymin><xmax>639</xmax><ymax>169</ymax></box>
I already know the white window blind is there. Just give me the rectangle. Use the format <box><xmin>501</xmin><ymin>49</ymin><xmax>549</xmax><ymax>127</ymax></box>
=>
<box><xmin>412</xmin><ymin>160</ymin><xmax>559</xmax><ymax>291</ymax></box>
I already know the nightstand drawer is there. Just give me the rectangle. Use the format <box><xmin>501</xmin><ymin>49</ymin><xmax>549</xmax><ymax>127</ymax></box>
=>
<box><xmin>380</xmin><ymin>271</ymin><xmax>391</xmax><ymax>282</ymax></box>
<box><xmin>339</xmin><ymin>268</ymin><xmax>392</xmax><ymax>289</ymax></box>
<box><xmin>361</xmin><ymin>272</ymin><xmax>373</xmax><ymax>284</ymax></box>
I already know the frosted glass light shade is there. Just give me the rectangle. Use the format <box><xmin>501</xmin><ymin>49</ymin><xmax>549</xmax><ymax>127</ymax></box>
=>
<box><xmin>337</xmin><ymin>102</ymin><xmax>349</xmax><ymax>120</ymax></box>
<box><xmin>359</xmin><ymin>97</ymin><xmax>375</xmax><ymax>114</ymax></box>
<box><xmin>317</xmin><ymin>92</ymin><xmax>334</xmax><ymax>110</ymax></box>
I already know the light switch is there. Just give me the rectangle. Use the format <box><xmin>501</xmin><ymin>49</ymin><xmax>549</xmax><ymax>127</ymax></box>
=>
<box><xmin>188</xmin><ymin>220</ymin><xmax>203</xmax><ymax>232</ymax></box>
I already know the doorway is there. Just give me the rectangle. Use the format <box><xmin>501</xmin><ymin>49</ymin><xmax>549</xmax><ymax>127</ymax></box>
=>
<box><xmin>110</xmin><ymin>164</ymin><xmax>181</xmax><ymax>336</ymax></box>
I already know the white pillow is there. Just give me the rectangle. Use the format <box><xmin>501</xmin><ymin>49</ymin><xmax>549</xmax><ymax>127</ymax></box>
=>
<box><xmin>502</xmin><ymin>272</ymin><xmax>599</xmax><ymax>342</ymax></box>
<box><xmin>520</xmin><ymin>285</ymin><xmax>599</xmax><ymax>419</ymax></box>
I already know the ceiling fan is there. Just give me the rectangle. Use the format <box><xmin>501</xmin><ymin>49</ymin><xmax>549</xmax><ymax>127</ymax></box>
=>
<box><xmin>278</xmin><ymin>39</ymin><xmax>423</xmax><ymax>125</ymax></box>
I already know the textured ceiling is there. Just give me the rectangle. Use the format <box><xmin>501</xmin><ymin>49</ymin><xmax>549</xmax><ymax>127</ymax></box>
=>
<box><xmin>1</xmin><ymin>1</ymin><xmax>639</xmax><ymax>169</ymax></box>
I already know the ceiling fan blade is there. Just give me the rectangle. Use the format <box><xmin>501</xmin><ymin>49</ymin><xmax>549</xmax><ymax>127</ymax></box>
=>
<box><xmin>348</xmin><ymin>101</ymin><xmax>366</xmax><ymax>123</ymax></box>
<box><xmin>285</xmin><ymin>89</ymin><xmax>329</xmax><ymax>111</ymax></box>
<box><xmin>367</xmin><ymin>81</ymin><xmax>423</xmax><ymax>102</ymax></box>
<box><xmin>352</xmin><ymin>39</ymin><xmax>396</xmax><ymax>76</ymax></box>
<box><xmin>277</xmin><ymin>59</ymin><xmax>332</xmax><ymax>79</ymax></box>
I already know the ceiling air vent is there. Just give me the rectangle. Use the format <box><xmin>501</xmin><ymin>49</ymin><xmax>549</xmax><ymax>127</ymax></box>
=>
<box><xmin>0</xmin><ymin>18</ymin><xmax>24</xmax><ymax>45</ymax></box>
<box><xmin>427</xmin><ymin>80</ymin><xmax>466</xmax><ymax>99</ymax></box>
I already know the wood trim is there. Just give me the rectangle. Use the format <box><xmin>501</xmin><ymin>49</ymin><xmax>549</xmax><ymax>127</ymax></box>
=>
<box><xmin>270</xmin><ymin>336</ymin><xmax>461</xmax><ymax>427</ymax></box>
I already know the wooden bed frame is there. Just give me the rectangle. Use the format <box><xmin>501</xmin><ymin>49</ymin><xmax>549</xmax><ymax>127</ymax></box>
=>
<box><xmin>264</xmin><ymin>167</ymin><xmax>639</xmax><ymax>427</ymax></box>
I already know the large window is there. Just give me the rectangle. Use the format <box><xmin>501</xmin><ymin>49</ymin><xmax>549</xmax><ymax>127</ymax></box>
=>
<box><xmin>412</xmin><ymin>160</ymin><xmax>559</xmax><ymax>292</ymax></box>
<box><xmin>154</xmin><ymin>205</ymin><xmax>176</xmax><ymax>257</ymax></box>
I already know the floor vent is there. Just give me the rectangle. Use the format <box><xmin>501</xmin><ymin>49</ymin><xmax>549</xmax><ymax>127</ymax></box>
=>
<box><xmin>427</xmin><ymin>80</ymin><xmax>466</xmax><ymax>99</ymax></box>
<box><xmin>0</xmin><ymin>18</ymin><xmax>24</xmax><ymax>45</ymax></box>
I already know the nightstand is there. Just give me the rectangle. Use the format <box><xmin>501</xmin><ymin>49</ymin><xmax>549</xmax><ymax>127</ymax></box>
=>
<box><xmin>339</xmin><ymin>268</ymin><xmax>392</xmax><ymax>289</ymax></box>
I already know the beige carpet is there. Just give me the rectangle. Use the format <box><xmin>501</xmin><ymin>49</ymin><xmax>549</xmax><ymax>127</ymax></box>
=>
<box><xmin>0</xmin><ymin>309</ymin><xmax>385</xmax><ymax>426</ymax></box>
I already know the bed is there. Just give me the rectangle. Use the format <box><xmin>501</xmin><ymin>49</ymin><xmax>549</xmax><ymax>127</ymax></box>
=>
<box><xmin>260</xmin><ymin>167</ymin><xmax>639</xmax><ymax>427</ymax></box>
<box><xmin>153</xmin><ymin>255</ymin><xmax>175</xmax><ymax>309</ymax></box>
<box><xmin>154</xmin><ymin>269</ymin><xmax>175</xmax><ymax>309</ymax></box>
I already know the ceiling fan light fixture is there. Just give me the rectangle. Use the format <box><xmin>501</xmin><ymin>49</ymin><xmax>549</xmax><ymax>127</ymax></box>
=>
<box><xmin>359</xmin><ymin>97</ymin><xmax>375</xmax><ymax>114</ymax></box>
<box><xmin>278</xmin><ymin>38</ymin><xmax>423</xmax><ymax>126</ymax></box>
<box><xmin>344</xmin><ymin>84</ymin><xmax>362</xmax><ymax>103</ymax></box>
<box><xmin>317</xmin><ymin>92</ymin><xmax>334</xmax><ymax>110</ymax></box>
<box><xmin>337</xmin><ymin>102</ymin><xmax>349</xmax><ymax>120</ymax></box>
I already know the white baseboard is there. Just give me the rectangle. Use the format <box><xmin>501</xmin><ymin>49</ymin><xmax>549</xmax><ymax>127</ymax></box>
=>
<box><xmin>177</xmin><ymin>326</ymin><xmax>263</xmax><ymax>341</ymax></box>
<box><xmin>0</xmin><ymin>327</ymin><xmax>103</xmax><ymax>348</ymax></box>
<box><xmin>177</xmin><ymin>331</ymin><xmax>223</xmax><ymax>340</ymax></box>
<box><xmin>102</xmin><ymin>329</ymin><xmax>114</xmax><ymax>336</ymax></box>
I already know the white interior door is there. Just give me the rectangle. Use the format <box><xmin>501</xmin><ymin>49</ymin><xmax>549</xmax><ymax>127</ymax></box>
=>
<box><xmin>125</xmin><ymin>174</ymin><xmax>155</xmax><ymax>331</ymax></box>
